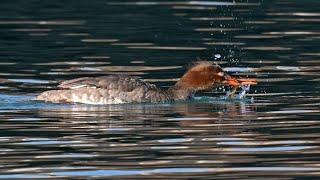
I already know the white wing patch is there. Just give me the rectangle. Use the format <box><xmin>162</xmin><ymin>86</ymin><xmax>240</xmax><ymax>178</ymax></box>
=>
<box><xmin>70</xmin><ymin>85</ymin><xmax>97</xmax><ymax>89</ymax></box>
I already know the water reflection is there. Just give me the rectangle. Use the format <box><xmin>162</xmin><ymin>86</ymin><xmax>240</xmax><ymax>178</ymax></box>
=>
<box><xmin>0</xmin><ymin>94</ymin><xmax>319</xmax><ymax>178</ymax></box>
<box><xmin>0</xmin><ymin>0</ymin><xmax>320</xmax><ymax>178</ymax></box>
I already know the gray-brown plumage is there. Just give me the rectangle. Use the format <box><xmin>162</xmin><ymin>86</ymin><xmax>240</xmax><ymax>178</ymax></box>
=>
<box><xmin>36</xmin><ymin>61</ymin><xmax>239</xmax><ymax>104</ymax></box>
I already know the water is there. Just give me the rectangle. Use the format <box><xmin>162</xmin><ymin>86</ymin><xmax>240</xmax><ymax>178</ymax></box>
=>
<box><xmin>0</xmin><ymin>0</ymin><xmax>320</xmax><ymax>178</ymax></box>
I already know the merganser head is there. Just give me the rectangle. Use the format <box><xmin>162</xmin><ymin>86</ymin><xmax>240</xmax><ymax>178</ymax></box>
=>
<box><xmin>175</xmin><ymin>61</ymin><xmax>239</xmax><ymax>91</ymax></box>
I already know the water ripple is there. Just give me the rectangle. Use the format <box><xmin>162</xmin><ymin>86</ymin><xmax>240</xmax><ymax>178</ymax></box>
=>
<box><xmin>0</xmin><ymin>0</ymin><xmax>319</xmax><ymax>179</ymax></box>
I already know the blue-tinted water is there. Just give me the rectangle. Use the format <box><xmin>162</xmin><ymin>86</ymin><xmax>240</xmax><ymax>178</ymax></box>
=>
<box><xmin>0</xmin><ymin>0</ymin><xmax>320</xmax><ymax>179</ymax></box>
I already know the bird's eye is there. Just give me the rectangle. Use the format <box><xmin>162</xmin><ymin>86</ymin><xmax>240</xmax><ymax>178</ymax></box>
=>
<box><xmin>217</xmin><ymin>72</ymin><xmax>224</xmax><ymax>77</ymax></box>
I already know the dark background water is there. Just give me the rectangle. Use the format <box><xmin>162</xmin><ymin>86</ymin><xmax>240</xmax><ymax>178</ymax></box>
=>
<box><xmin>0</xmin><ymin>0</ymin><xmax>320</xmax><ymax>179</ymax></box>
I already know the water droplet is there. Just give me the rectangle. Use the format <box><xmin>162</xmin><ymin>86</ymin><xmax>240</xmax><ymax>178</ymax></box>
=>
<box><xmin>214</xmin><ymin>54</ymin><xmax>221</xmax><ymax>59</ymax></box>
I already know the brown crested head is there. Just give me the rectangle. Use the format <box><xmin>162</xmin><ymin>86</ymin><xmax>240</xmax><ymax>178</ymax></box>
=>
<box><xmin>175</xmin><ymin>61</ymin><xmax>226</xmax><ymax>91</ymax></box>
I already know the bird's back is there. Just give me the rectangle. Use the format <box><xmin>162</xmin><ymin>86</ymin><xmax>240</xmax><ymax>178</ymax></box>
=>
<box><xmin>36</xmin><ymin>75</ymin><xmax>172</xmax><ymax>104</ymax></box>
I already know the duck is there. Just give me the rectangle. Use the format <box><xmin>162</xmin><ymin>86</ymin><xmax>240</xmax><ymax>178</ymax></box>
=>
<box><xmin>36</xmin><ymin>61</ymin><xmax>256</xmax><ymax>104</ymax></box>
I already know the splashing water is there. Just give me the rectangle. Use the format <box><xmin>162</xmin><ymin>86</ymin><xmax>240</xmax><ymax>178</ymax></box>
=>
<box><xmin>236</xmin><ymin>84</ymin><xmax>251</xmax><ymax>99</ymax></box>
<box><xmin>225</xmin><ymin>84</ymin><xmax>251</xmax><ymax>100</ymax></box>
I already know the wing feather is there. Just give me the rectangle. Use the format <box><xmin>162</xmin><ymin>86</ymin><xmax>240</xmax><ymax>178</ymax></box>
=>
<box><xmin>58</xmin><ymin>75</ymin><xmax>153</xmax><ymax>92</ymax></box>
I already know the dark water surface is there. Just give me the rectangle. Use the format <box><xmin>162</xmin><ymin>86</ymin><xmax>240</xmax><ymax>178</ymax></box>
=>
<box><xmin>0</xmin><ymin>0</ymin><xmax>320</xmax><ymax>179</ymax></box>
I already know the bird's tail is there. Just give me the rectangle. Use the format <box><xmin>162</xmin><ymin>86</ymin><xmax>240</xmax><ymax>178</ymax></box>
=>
<box><xmin>36</xmin><ymin>90</ymin><xmax>71</xmax><ymax>103</ymax></box>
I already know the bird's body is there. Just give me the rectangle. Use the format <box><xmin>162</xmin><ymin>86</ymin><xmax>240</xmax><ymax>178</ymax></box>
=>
<box><xmin>37</xmin><ymin>76</ymin><xmax>177</xmax><ymax>104</ymax></box>
<box><xmin>36</xmin><ymin>61</ymin><xmax>256</xmax><ymax>104</ymax></box>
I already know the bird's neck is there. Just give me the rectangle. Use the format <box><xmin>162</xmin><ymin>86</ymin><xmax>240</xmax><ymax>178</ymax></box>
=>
<box><xmin>167</xmin><ymin>83</ymin><xmax>195</xmax><ymax>101</ymax></box>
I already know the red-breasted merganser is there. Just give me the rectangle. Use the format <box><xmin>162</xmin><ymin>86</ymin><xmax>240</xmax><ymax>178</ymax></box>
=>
<box><xmin>36</xmin><ymin>61</ymin><xmax>257</xmax><ymax>104</ymax></box>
